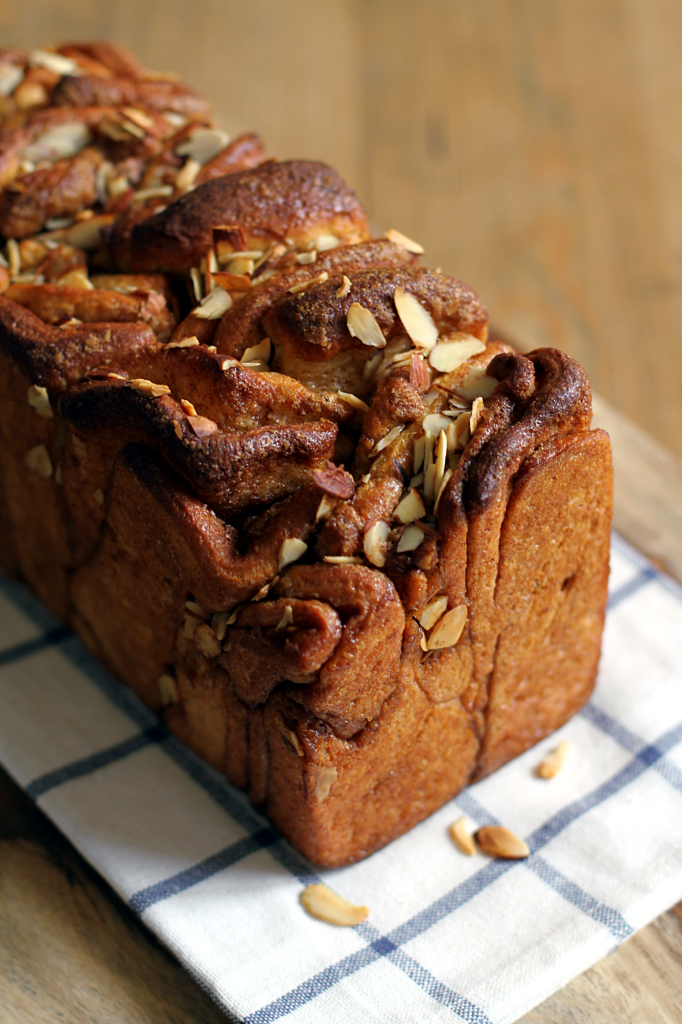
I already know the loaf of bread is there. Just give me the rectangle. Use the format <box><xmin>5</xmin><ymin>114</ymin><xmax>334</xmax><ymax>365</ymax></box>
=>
<box><xmin>0</xmin><ymin>43</ymin><xmax>612</xmax><ymax>867</ymax></box>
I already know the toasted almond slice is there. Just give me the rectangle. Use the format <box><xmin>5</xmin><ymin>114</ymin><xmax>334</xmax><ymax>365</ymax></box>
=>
<box><xmin>337</xmin><ymin>391</ymin><xmax>369</xmax><ymax>414</ymax></box>
<box><xmin>211</xmin><ymin>270</ymin><xmax>252</xmax><ymax>291</ymax></box>
<box><xmin>278</xmin><ymin>537</ymin><xmax>307</xmax><ymax>570</ymax></box>
<box><xmin>537</xmin><ymin>740</ymin><xmax>570</xmax><ymax>779</ymax></box>
<box><xmin>413</xmin><ymin>435</ymin><xmax>425</xmax><ymax>474</ymax></box>
<box><xmin>185</xmin><ymin>599</ymin><xmax>209</xmax><ymax>619</ymax></box>
<box><xmin>241</xmin><ymin>337</ymin><xmax>271</xmax><ymax>365</ymax></box>
<box><xmin>419</xmin><ymin>595</ymin><xmax>448</xmax><ymax>631</ymax></box>
<box><xmin>167</xmin><ymin>336</ymin><xmax>200</xmax><ymax>349</ymax></box>
<box><xmin>157</xmin><ymin>673</ymin><xmax>178</xmax><ymax>707</ymax></box>
<box><xmin>385</xmin><ymin>228</ymin><xmax>424</xmax><ymax>254</ymax></box>
<box><xmin>419</xmin><ymin>632</ymin><xmax>429</xmax><ymax>651</ymax></box>
<box><xmin>30</xmin><ymin>48</ymin><xmax>79</xmax><ymax>76</ymax></box>
<box><xmin>426</xmin><ymin>605</ymin><xmax>467</xmax><ymax>650</ymax></box>
<box><xmin>396</xmin><ymin>524</ymin><xmax>425</xmax><ymax>553</ymax></box>
<box><xmin>429</xmin><ymin>336</ymin><xmax>486</xmax><ymax>373</ymax></box>
<box><xmin>300</xmin><ymin>883</ymin><xmax>369</xmax><ymax>926</ymax></box>
<box><xmin>132</xmin><ymin>184</ymin><xmax>174</xmax><ymax>202</ymax></box>
<box><xmin>211</xmin><ymin>611</ymin><xmax>231</xmax><ymax>641</ymax></box>
<box><xmin>311</xmin><ymin>234</ymin><xmax>340</xmax><ymax>252</ymax></box>
<box><xmin>316</xmin><ymin>494</ymin><xmax>335</xmax><ymax>521</ymax></box>
<box><xmin>0</xmin><ymin>63</ymin><xmax>24</xmax><ymax>97</ymax></box>
<box><xmin>423</xmin><ymin>462</ymin><xmax>436</xmax><ymax>503</ymax></box>
<box><xmin>433</xmin><ymin>468</ymin><xmax>453</xmax><ymax>514</ymax></box>
<box><xmin>6</xmin><ymin>238</ymin><xmax>21</xmax><ymax>277</ymax></box>
<box><xmin>190</xmin><ymin>267</ymin><xmax>203</xmax><ymax>303</ymax></box>
<box><xmin>315</xmin><ymin>766</ymin><xmax>338</xmax><ymax>801</ymax></box>
<box><xmin>370</xmin><ymin>424</ymin><xmax>404</xmax><ymax>457</ymax></box>
<box><xmin>58</xmin><ymin>267</ymin><xmax>93</xmax><ymax>290</ymax></box>
<box><xmin>194</xmin><ymin>286</ymin><xmax>232</xmax><ymax>320</ymax></box>
<box><xmin>296</xmin><ymin>251</ymin><xmax>317</xmax><ymax>265</ymax></box>
<box><xmin>394</xmin><ymin>488</ymin><xmax>426</xmax><ymax>524</ymax></box>
<box><xmin>129</xmin><ymin>379</ymin><xmax>171</xmax><ymax>398</ymax></box>
<box><xmin>470</xmin><ymin>396</ymin><xmax>484</xmax><ymax>434</ymax></box>
<box><xmin>323</xmin><ymin>555</ymin><xmax>363</xmax><ymax>564</ymax></box>
<box><xmin>176</xmin><ymin>127</ymin><xmax>230</xmax><ymax>164</ymax></box>
<box><xmin>362</xmin><ymin>351</ymin><xmax>382</xmax><ymax>380</ymax></box>
<box><xmin>449</xmin><ymin>816</ymin><xmax>477</xmax><ymax>856</ymax></box>
<box><xmin>93</xmin><ymin>488</ymin><xmax>104</xmax><ymax>506</ymax></box>
<box><xmin>226</xmin><ymin>256</ymin><xmax>254</xmax><ymax>276</ymax></box>
<box><xmin>394</xmin><ymin>287</ymin><xmax>438</xmax><ymax>350</ymax></box>
<box><xmin>433</xmin><ymin>428</ymin><xmax>447</xmax><ymax>498</ymax></box>
<box><xmin>288</xmin><ymin>270</ymin><xmax>329</xmax><ymax>294</ymax></box>
<box><xmin>275</xmin><ymin>604</ymin><xmax>294</xmax><ymax>630</ymax></box>
<box><xmin>25</xmin><ymin>444</ymin><xmax>53</xmax><ymax>479</ymax></box>
<box><xmin>423</xmin><ymin>412</ymin><xmax>452</xmax><ymax>438</ymax></box>
<box><xmin>347</xmin><ymin>302</ymin><xmax>386</xmax><ymax>348</ymax></box>
<box><xmin>221</xmin><ymin>358</ymin><xmax>241</xmax><ymax>370</ymax></box>
<box><xmin>175</xmin><ymin>157</ymin><xmax>201</xmax><ymax>191</ymax></box>
<box><xmin>475</xmin><ymin>825</ymin><xmax>530</xmax><ymax>860</ymax></box>
<box><xmin>27</xmin><ymin>385</ymin><xmax>53</xmax><ymax>419</ymax></box>
<box><xmin>456</xmin><ymin>367</ymin><xmax>498</xmax><ymax>401</ymax></box>
<box><xmin>336</xmin><ymin>275</ymin><xmax>352</xmax><ymax>298</ymax></box>
<box><xmin>216</xmin><ymin>249</ymin><xmax>264</xmax><ymax>263</ymax></box>
<box><xmin>408</xmin><ymin>471</ymin><xmax>424</xmax><ymax>489</ymax></box>
<box><xmin>363</xmin><ymin>520</ymin><xmax>390</xmax><ymax>567</ymax></box>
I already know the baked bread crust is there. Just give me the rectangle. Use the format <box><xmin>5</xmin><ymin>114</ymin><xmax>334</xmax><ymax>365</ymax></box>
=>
<box><xmin>0</xmin><ymin>43</ymin><xmax>613</xmax><ymax>867</ymax></box>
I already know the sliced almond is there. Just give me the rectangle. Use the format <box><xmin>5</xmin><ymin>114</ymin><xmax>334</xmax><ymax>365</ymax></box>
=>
<box><xmin>433</xmin><ymin>467</ymin><xmax>453</xmax><ymax>514</ymax></box>
<box><xmin>337</xmin><ymin>391</ymin><xmax>369</xmax><ymax>414</ymax></box>
<box><xmin>396</xmin><ymin>524</ymin><xmax>425</xmax><ymax>553</ymax></box>
<box><xmin>449</xmin><ymin>816</ymin><xmax>477</xmax><ymax>856</ymax></box>
<box><xmin>423</xmin><ymin>462</ymin><xmax>436</xmax><ymax>503</ymax></box>
<box><xmin>175</xmin><ymin>157</ymin><xmax>201</xmax><ymax>191</ymax></box>
<box><xmin>316</xmin><ymin>494</ymin><xmax>335</xmax><ymax>521</ymax></box>
<box><xmin>537</xmin><ymin>740</ymin><xmax>570</xmax><ymax>779</ymax></box>
<box><xmin>429</xmin><ymin>336</ymin><xmax>486</xmax><ymax>373</ymax></box>
<box><xmin>193</xmin><ymin>621</ymin><xmax>222</xmax><ymax>658</ymax></box>
<box><xmin>241</xmin><ymin>337</ymin><xmax>271</xmax><ymax>365</ymax></box>
<box><xmin>363</xmin><ymin>520</ymin><xmax>390</xmax><ymax>567</ymax></box>
<box><xmin>300</xmin><ymin>884</ymin><xmax>369</xmax><ymax>926</ymax></box>
<box><xmin>0</xmin><ymin>63</ymin><xmax>24</xmax><ymax>98</ymax></box>
<box><xmin>57</xmin><ymin>267</ymin><xmax>93</xmax><ymax>290</ymax></box>
<box><xmin>296</xmin><ymin>251</ymin><xmax>317</xmax><ymax>265</ymax></box>
<box><xmin>447</xmin><ymin>412</ymin><xmax>470</xmax><ymax>452</ymax></box>
<box><xmin>346</xmin><ymin>302</ymin><xmax>386</xmax><ymax>348</ymax></box>
<box><xmin>63</xmin><ymin>213</ymin><xmax>114</xmax><ymax>251</ymax></box>
<box><xmin>167</xmin><ymin>336</ymin><xmax>200</xmax><ymax>349</ymax></box>
<box><xmin>157</xmin><ymin>673</ymin><xmax>178</xmax><ymax>707</ymax></box>
<box><xmin>394</xmin><ymin>287</ymin><xmax>438</xmax><ymax>350</ymax></box>
<box><xmin>185</xmin><ymin>599</ymin><xmax>209</xmax><ymax>619</ymax></box>
<box><xmin>27</xmin><ymin>385</ymin><xmax>53</xmax><ymax>418</ymax></box>
<box><xmin>275</xmin><ymin>604</ymin><xmax>294</xmax><ymax>630</ymax></box>
<box><xmin>456</xmin><ymin>368</ymin><xmax>498</xmax><ymax>401</ymax></box>
<box><xmin>6</xmin><ymin>238</ymin><xmax>20</xmax><ymax>277</ymax></box>
<box><xmin>288</xmin><ymin>271</ymin><xmax>328</xmax><ymax>295</ymax></box>
<box><xmin>385</xmin><ymin>228</ymin><xmax>424</xmax><ymax>255</ymax></box>
<box><xmin>221</xmin><ymin>358</ymin><xmax>241</xmax><ymax>370</ymax></box>
<box><xmin>30</xmin><ymin>48</ymin><xmax>79</xmax><ymax>76</ymax></box>
<box><xmin>315</xmin><ymin>766</ymin><xmax>338</xmax><ymax>802</ymax></box>
<box><xmin>129</xmin><ymin>379</ymin><xmax>171</xmax><ymax>398</ymax></box>
<box><xmin>93</xmin><ymin>488</ymin><xmax>104</xmax><ymax>506</ymax></box>
<box><xmin>279</xmin><ymin>537</ymin><xmax>307</xmax><ymax>570</ymax></box>
<box><xmin>408</xmin><ymin>472</ymin><xmax>424</xmax><ymax>489</ymax></box>
<box><xmin>413</xmin><ymin>435</ymin><xmax>425</xmax><ymax>474</ymax></box>
<box><xmin>25</xmin><ymin>444</ymin><xmax>53</xmax><ymax>479</ymax></box>
<box><xmin>226</xmin><ymin>256</ymin><xmax>254</xmax><ymax>276</ymax></box>
<box><xmin>362</xmin><ymin>351</ymin><xmax>383</xmax><ymax>379</ymax></box>
<box><xmin>426</xmin><ymin>605</ymin><xmax>467</xmax><ymax>650</ymax></box>
<box><xmin>322</xmin><ymin>555</ymin><xmax>363</xmax><ymax>564</ymax></box>
<box><xmin>311</xmin><ymin>234</ymin><xmax>340</xmax><ymax>252</ymax></box>
<box><xmin>422</xmin><ymin>413</ymin><xmax>452</xmax><ymax>437</ymax></box>
<box><xmin>211</xmin><ymin>611</ymin><xmax>231</xmax><ymax>641</ymax></box>
<box><xmin>336</xmin><ymin>275</ymin><xmax>352</xmax><ymax>298</ymax></box>
<box><xmin>194</xmin><ymin>286</ymin><xmax>232</xmax><ymax>320</ymax></box>
<box><xmin>419</xmin><ymin>595</ymin><xmax>448</xmax><ymax>631</ymax></box>
<box><xmin>22</xmin><ymin>121</ymin><xmax>91</xmax><ymax>163</ymax></box>
<box><xmin>475</xmin><ymin>825</ymin><xmax>530</xmax><ymax>860</ymax></box>
<box><xmin>176</xmin><ymin>127</ymin><xmax>230</xmax><ymax>164</ymax></box>
<box><xmin>394</xmin><ymin>488</ymin><xmax>426</xmax><ymax>524</ymax></box>
<box><xmin>370</xmin><ymin>424</ymin><xmax>404</xmax><ymax>457</ymax></box>
<box><xmin>433</xmin><ymin>428</ymin><xmax>447</xmax><ymax>499</ymax></box>
<box><xmin>211</xmin><ymin>270</ymin><xmax>252</xmax><ymax>292</ymax></box>
<box><xmin>470</xmin><ymin>396</ymin><xmax>484</xmax><ymax>435</ymax></box>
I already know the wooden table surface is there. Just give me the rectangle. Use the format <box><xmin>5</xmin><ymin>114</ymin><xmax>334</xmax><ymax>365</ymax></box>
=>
<box><xmin>2</xmin><ymin>1</ymin><xmax>682</xmax><ymax>1020</ymax></box>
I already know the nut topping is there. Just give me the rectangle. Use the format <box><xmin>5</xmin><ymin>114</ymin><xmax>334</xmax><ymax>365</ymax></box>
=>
<box><xmin>475</xmin><ymin>826</ymin><xmax>530</xmax><ymax>860</ymax></box>
<box><xmin>27</xmin><ymin>385</ymin><xmax>53</xmax><ymax>419</ymax></box>
<box><xmin>25</xmin><ymin>444</ymin><xmax>53</xmax><ymax>479</ymax></box>
<box><xmin>537</xmin><ymin>741</ymin><xmax>570</xmax><ymax>779</ymax></box>
<box><xmin>300</xmin><ymin>884</ymin><xmax>369</xmax><ymax>926</ymax></box>
<box><xmin>394</xmin><ymin>287</ymin><xmax>438</xmax><ymax>350</ymax></box>
<box><xmin>129</xmin><ymin>379</ymin><xmax>172</xmax><ymax>398</ymax></box>
<box><xmin>346</xmin><ymin>302</ymin><xmax>386</xmax><ymax>348</ymax></box>
<box><xmin>449</xmin><ymin>816</ymin><xmax>477</xmax><ymax>856</ymax></box>
<box><xmin>278</xmin><ymin>537</ymin><xmax>308</xmax><ymax>570</ymax></box>
<box><xmin>385</xmin><ymin>228</ymin><xmax>424</xmax><ymax>254</ymax></box>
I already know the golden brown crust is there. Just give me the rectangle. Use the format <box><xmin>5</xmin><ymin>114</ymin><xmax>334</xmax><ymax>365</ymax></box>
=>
<box><xmin>127</xmin><ymin>160</ymin><xmax>370</xmax><ymax>273</ymax></box>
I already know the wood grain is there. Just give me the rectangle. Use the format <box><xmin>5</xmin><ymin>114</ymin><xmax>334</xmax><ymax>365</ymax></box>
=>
<box><xmin>1</xmin><ymin>1</ymin><xmax>682</xmax><ymax>1020</ymax></box>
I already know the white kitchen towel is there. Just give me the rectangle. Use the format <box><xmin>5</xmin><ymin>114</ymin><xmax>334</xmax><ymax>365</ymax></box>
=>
<box><xmin>1</xmin><ymin>532</ymin><xmax>681</xmax><ymax>1024</ymax></box>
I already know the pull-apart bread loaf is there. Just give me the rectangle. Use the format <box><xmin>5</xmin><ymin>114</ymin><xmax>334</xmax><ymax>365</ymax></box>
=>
<box><xmin>0</xmin><ymin>44</ymin><xmax>612</xmax><ymax>867</ymax></box>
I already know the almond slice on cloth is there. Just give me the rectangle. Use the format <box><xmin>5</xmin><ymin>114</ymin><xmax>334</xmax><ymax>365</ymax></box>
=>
<box><xmin>475</xmin><ymin>825</ymin><xmax>530</xmax><ymax>860</ymax></box>
<box><xmin>300</xmin><ymin>884</ymin><xmax>369</xmax><ymax>926</ymax></box>
<box><xmin>449</xmin><ymin>816</ymin><xmax>477</xmax><ymax>856</ymax></box>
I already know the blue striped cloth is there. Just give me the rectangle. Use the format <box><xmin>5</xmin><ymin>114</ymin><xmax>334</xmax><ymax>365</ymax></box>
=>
<box><xmin>1</xmin><ymin>533</ymin><xmax>681</xmax><ymax>1024</ymax></box>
